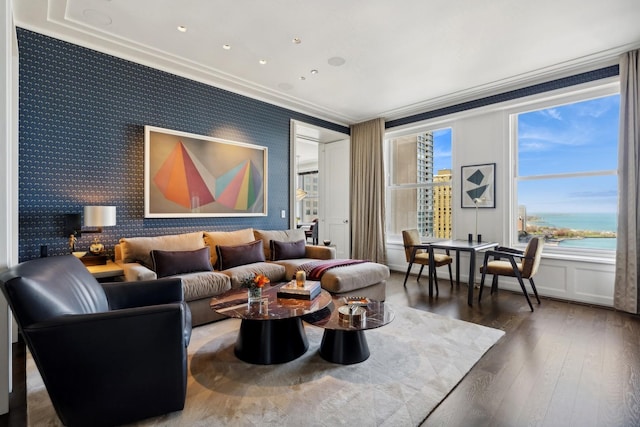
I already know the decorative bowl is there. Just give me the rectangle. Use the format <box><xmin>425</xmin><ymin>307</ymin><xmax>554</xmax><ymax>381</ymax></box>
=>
<box><xmin>323</xmin><ymin>240</ymin><xmax>331</xmax><ymax>246</ymax></box>
<box><xmin>72</xmin><ymin>251</ymin><xmax>87</xmax><ymax>258</ymax></box>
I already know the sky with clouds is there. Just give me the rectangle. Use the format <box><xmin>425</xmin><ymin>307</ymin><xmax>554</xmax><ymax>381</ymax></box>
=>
<box><xmin>517</xmin><ymin>94</ymin><xmax>620</xmax><ymax>213</ymax></box>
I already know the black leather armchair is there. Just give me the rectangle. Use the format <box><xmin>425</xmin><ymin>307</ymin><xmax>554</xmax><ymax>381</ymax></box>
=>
<box><xmin>0</xmin><ymin>255</ymin><xmax>192</xmax><ymax>427</ymax></box>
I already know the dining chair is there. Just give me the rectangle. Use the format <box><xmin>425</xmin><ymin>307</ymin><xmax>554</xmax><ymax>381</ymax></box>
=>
<box><xmin>402</xmin><ymin>229</ymin><xmax>453</xmax><ymax>293</ymax></box>
<box><xmin>479</xmin><ymin>236</ymin><xmax>544</xmax><ymax>311</ymax></box>
<box><xmin>305</xmin><ymin>219</ymin><xmax>318</xmax><ymax>245</ymax></box>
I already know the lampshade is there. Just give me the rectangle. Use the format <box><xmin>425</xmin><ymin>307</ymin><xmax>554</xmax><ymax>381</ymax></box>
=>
<box><xmin>84</xmin><ymin>206</ymin><xmax>117</xmax><ymax>227</ymax></box>
<box><xmin>296</xmin><ymin>188</ymin><xmax>307</xmax><ymax>201</ymax></box>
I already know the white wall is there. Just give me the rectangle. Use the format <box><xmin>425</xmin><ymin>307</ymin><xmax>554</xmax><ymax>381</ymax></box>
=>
<box><xmin>0</xmin><ymin>0</ymin><xmax>18</xmax><ymax>414</ymax></box>
<box><xmin>386</xmin><ymin>78</ymin><xmax>618</xmax><ymax>307</ymax></box>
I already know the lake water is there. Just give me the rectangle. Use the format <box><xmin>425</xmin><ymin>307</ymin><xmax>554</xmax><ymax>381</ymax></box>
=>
<box><xmin>529</xmin><ymin>212</ymin><xmax>617</xmax><ymax>233</ymax></box>
<box><xmin>529</xmin><ymin>212</ymin><xmax>617</xmax><ymax>250</ymax></box>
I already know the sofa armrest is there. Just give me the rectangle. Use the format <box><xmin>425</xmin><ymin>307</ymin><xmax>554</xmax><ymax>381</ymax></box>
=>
<box><xmin>304</xmin><ymin>245</ymin><xmax>336</xmax><ymax>260</ymax></box>
<box><xmin>118</xmin><ymin>261</ymin><xmax>157</xmax><ymax>281</ymax></box>
<box><xmin>102</xmin><ymin>278</ymin><xmax>184</xmax><ymax>310</ymax></box>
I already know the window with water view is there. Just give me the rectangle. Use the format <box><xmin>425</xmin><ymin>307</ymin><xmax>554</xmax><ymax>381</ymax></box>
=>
<box><xmin>515</xmin><ymin>93</ymin><xmax>619</xmax><ymax>251</ymax></box>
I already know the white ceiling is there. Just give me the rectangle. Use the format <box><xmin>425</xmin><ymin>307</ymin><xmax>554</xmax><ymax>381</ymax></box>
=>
<box><xmin>13</xmin><ymin>0</ymin><xmax>640</xmax><ymax>126</ymax></box>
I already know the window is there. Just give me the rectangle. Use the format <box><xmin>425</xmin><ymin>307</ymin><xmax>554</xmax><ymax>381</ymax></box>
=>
<box><xmin>386</xmin><ymin>128</ymin><xmax>452</xmax><ymax>240</ymax></box>
<box><xmin>298</xmin><ymin>172</ymin><xmax>318</xmax><ymax>223</ymax></box>
<box><xmin>514</xmin><ymin>93</ymin><xmax>619</xmax><ymax>252</ymax></box>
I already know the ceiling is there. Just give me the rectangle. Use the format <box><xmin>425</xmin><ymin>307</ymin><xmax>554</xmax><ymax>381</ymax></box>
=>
<box><xmin>14</xmin><ymin>0</ymin><xmax>640</xmax><ymax>126</ymax></box>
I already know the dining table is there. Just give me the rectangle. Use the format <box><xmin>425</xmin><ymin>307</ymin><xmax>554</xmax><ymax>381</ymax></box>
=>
<box><xmin>427</xmin><ymin>239</ymin><xmax>499</xmax><ymax>306</ymax></box>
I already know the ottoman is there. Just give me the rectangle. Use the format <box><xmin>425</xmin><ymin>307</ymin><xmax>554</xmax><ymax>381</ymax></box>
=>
<box><xmin>275</xmin><ymin>259</ymin><xmax>389</xmax><ymax>301</ymax></box>
<box><xmin>320</xmin><ymin>262</ymin><xmax>389</xmax><ymax>301</ymax></box>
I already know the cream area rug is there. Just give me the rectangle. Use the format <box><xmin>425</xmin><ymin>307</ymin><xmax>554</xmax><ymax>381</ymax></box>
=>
<box><xmin>27</xmin><ymin>306</ymin><xmax>504</xmax><ymax>426</ymax></box>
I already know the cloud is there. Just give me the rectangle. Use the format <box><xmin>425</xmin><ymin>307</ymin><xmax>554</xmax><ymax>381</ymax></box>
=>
<box><xmin>433</xmin><ymin>147</ymin><xmax>451</xmax><ymax>158</ymax></box>
<box><xmin>519</xmin><ymin>141</ymin><xmax>547</xmax><ymax>152</ymax></box>
<box><xmin>568</xmin><ymin>190</ymin><xmax>618</xmax><ymax>198</ymax></box>
<box><xmin>540</xmin><ymin>108</ymin><xmax>562</xmax><ymax>120</ymax></box>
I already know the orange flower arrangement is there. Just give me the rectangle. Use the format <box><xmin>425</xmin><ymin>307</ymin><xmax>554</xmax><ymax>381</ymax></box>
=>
<box><xmin>242</xmin><ymin>273</ymin><xmax>270</xmax><ymax>289</ymax></box>
<box><xmin>253</xmin><ymin>274</ymin><xmax>270</xmax><ymax>288</ymax></box>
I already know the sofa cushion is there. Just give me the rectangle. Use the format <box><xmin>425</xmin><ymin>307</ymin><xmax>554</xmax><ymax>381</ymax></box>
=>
<box><xmin>150</xmin><ymin>247</ymin><xmax>213</xmax><ymax>278</ymax></box>
<box><xmin>270</xmin><ymin>239</ymin><xmax>306</xmax><ymax>261</ymax></box>
<box><xmin>272</xmin><ymin>258</ymin><xmax>323</xmax><ymax>279</ymax></box>
<box><xmin>119</xmin><ymin>232</ymin><xmax>205</xmax><ymax>268</ymax></box>
<box><xmin>220</xmin><ymin>262</ymin><xmax>286</xmax><ymax>288</ymax></box>
<box><xmin>254</xmin><ymin>229</ymin><xmax>306</xmax><ymax>260</ymax></box>
<box><xmin>215</xmin><ymin>240</ymin><xmax>265</xmax><ymax>270</ymax></box>
<box><xmin>204</xmin><ymin>228</ymin><xmax>255</xmax><ymax>267</ymax></box>
<box><xmin>176</xmin><ymin>271</ymin><xmax>231</xmax><ymax>302</ymax></box>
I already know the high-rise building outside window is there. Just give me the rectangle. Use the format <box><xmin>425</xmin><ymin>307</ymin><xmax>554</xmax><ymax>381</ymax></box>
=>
<box><xmin>513</xmin><ymin>92</ymin><xmax>619</xmax><ymax>252</ymax></box>
<box><xmin>386</xmin><ymin>128</ymin><xmax>452</xmax><ymax>241</ymax></box>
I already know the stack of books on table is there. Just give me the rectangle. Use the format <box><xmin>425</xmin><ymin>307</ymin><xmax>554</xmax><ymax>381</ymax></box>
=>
<box><xmin>277</xmin><ymin>280</ymin><xmax>321</xmax><ymax>300</ymax></box>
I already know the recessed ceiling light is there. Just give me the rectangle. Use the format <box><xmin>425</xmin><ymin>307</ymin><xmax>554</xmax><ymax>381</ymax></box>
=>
<box><xmin>299</xmin><ymin>76</ymin><xmax>306</xmax><ymax>80</ymax></box>
<box><xmin>310</xmin><ymin>69</ymin><xmax>318</xmax><ymax>75</ymax></box>
<box><xmin>222</xmin><ymin>44</ymin><xmax>231</xmax><ymax>50</ymax></box>
<box><xmin>259</xmin><ymin>59</ymin><xmax>267</xmax><ymax>65</ymax></box>
<box><xmin>177</xmin><ymin>25</ymin><xmax>187</xmax><ymax>33</ymax></box>
<box><xmin>328</xmin><ymin>56</ymin><xmax>346</xmax><ymax>66</ymax></box>
<box><xmin>292</xmin><ymin>37</ymin><xmax>301</xmax><ymax>44</ymax></box>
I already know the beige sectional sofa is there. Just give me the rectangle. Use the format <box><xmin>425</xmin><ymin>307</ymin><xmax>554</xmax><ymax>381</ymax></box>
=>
<box><xmin>115</xmin><ymin>228</ymin><xmax>389</xmax><ymax>326</ymax></box>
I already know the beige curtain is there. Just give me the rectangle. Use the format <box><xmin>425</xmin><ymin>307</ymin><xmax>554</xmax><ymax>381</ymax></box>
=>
<box><xmin>350</xmin><ymin>118</ymin><xmax>386</xmax><ymax>263</ymax></box>
<box><xmin>614</xmin><ymin>49</ymin><xmax>640</xmax><ymax>314</ymax></box>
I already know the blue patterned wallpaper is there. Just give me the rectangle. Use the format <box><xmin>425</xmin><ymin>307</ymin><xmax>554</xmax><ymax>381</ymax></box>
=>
<box><xmin>17</xmin><ymin>28</ymin><xmax>348</xmax><ymax>261</ymax></box>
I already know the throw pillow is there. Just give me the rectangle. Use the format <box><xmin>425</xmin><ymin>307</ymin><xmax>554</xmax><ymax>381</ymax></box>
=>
<box><xmin>119</xmin><ymin>231</ymin><xmax>205</xmax><ymax>268</ymax></box>
<box><xmin>150</xmin><ymin>247</ymin><xmax>213</xmax><ymax>278</ymax></box>
<box><xmin>254</xmin><ymin>229</ymin><xmax>306</xmax><ymax>260</ymax></box>
<box><xmin>203</xmin><ymin>228</ymin><xmax>255</xmax><ymax>267</ymax></box>
<box><xmin>215</xmin><ymin>240</ymin><xmax>265</xmax><ymax>270</ymax></box>
<box><xmin>270</xmin><ymin>239</ymin><xmax>306</xmax><ymax>261</ymax></box>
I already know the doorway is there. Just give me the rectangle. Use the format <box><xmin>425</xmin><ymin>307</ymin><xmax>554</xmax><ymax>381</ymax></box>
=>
<box><xmin>290</xmin><ymin>120</ymin><xmax>350</xmax><ymax>258</ymax></box>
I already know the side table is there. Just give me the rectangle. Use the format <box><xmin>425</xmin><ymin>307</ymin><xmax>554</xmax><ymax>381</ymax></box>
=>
<box><xmin>303</xmin><ymin>298</ymin><xmax>394</xmax><ymax>364</ymax></box>
<box><xmin>86</xmin><ymin>260</ymin><xmax>124</xmax><ymax>281</ymax></box>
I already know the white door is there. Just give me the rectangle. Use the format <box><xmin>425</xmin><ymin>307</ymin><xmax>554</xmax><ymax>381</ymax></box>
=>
<box><xmin>319</xmin><ymin>139</ymin><xmax>350</xmax><ymax>259</ymax></box>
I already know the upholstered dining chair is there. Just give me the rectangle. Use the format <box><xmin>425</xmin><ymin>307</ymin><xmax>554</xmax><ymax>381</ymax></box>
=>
<box><xmin>0</xmin><ymin>255</ymin><xmax>192</xmax><ymax>426</ymax></box>
<box><xmin>479</xmin><ymin>236</ymin><xmax>544</xmax><ymax>311</ymax></box>
<box><xmin>402</xmin><ymin>229</ymin><xmax>453</xmax><ymax>293</ymax></box>
<box><xmin>305</xmin><ymin>219</ymin><xmax>319</xmax><ymax>245</ymax></box>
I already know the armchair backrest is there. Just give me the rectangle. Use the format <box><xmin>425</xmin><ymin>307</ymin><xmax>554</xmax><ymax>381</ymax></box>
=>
<box><xmin>0</xmin><ymin>255</ymin><xmax>108</xmax><ymax>328</ymax></box>
<box><xmin>402</xmin><ymin>229</ymin><xmax>424</xmax><ymax>262</ymax></box>
<box><xmin>522</xmin><ymin>237</ymin><xmax>544</xmax><ymax>278</ymax></box>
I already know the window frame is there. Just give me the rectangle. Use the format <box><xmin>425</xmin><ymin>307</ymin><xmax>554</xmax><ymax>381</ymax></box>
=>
<box><xmin>507</xmin><ymin>81</ymin><xmax>620</xmax><ymax>259</ymax></box>
<box><xmin>384</xmin><ymin>122</ymin><xmax>454</xmax><ymax>243</ymax></box>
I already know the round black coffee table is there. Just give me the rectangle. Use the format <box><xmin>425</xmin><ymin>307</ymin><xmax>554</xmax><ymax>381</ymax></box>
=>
<box><xmin>210</xmin><ymin>282</ymin><xmax>332</xmax><ymax>364</ymax></box>
<box><xmin>303</xmin><ymin>298</ymin><xmax>394</xmax><ymax>364</ymax></box>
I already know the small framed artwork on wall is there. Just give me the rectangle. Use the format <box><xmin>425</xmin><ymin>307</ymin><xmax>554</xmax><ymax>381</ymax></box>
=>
<box><xmin>461</xmin><ymin>163</ymin><xmax>495</xmax><ymax>208</ymax></box>
<box><xmin>144</xmin><ymin>126</ymin><xmax>268</xmax><ymax>218</ymax></box>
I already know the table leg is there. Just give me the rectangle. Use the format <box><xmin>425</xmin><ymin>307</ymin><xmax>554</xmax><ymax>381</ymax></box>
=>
<box><xmin>319</xmin><ymin>329</ymin><xmax>370</xmax><ymax>364</ymax></box>
<box><xmin>428</xmin><ymin>247</ymin><xmax>434</xmax><ymax>296</ymax></box>
<box><xmin>235</xmin><ymin>317</ymin><xmax>309</xmax><ymax>364</ymax></box>
<box><xmin>468</xmin><ymin>249</ymin><xmax>475</xmax><ymax>306</ymax></box>
<box><xmin>455</xmin><ymin>250</ymin><xmax>461</xmax><ymax>285</ymax></box>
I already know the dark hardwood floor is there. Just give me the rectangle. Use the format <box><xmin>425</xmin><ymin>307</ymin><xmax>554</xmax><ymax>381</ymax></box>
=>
<box><xmin>2</xmin><ymin>271</ymin><xmax>640</xmax><ymax>426</ymax></box>
<box><xmin>384</xmin><ymin>271</ymin><xmax>640</xmax><ymax>427</ymax></box>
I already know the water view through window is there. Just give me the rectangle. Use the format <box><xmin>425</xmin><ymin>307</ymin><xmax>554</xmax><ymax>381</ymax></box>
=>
<box><xmin>516</xmin><ymin>94</ymin><xmax>619</xmax><ymax>251</ymax></box>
